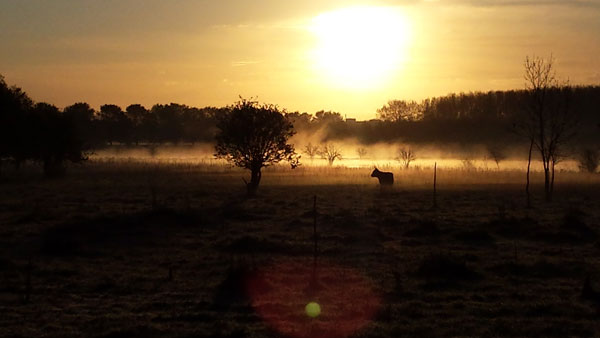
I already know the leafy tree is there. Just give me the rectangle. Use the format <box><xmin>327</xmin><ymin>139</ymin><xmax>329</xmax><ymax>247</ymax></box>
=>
<box><xmin>29</xmin><ymin>103</ymin><xmax>90</xmax><ymax>177</ymax></box>
<box><xmin>151</xmin><ymin>103</ymin><xmax>187</xmax><ymax>144</ymax></box>
<box><xmin>99</xmin><ymin>104</ymin><xmax>131</xmax><ymax>145</ymax></box>
<box><xmin>377</xmin><ymin>100</ymin><xmax>423</xmax><ymax>122</ymax></box>
<box><xmin>0</xmin><ymin>75</ymin><xmax>33</xmax><ymax>169</ymax></box>
<box><xmin>63</xmin><ymin>102</ymin><xmax>98</xmax><ymax>148</ymax></box>
<box><xmin>286</xmin><ymin>112</ymin><xmax>312</xmax><ymax>131</ymax></box>
<box><xmin>313</xmin><ymin>110</ymin><xmax>343</xmax><ymax>125</ymax></box>
<box><xmin>181</xmin><ymin>106</ymin><xmax>218</xmax><ymax>144</ymax></box>
<box><xmin>125</xmin><ymin>104</ymin><xmax>150</xmax><ymax>145</ymax></box>
<box><xmin>215</xmin><ymin>98</ymin><xmax>299</xmax><ymax>196</ymax></box>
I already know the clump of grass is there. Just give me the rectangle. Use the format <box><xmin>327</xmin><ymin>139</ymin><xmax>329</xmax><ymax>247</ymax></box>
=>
<box><xmin>404</xmin><ymin>220</ymin><xmax>440</xmax><ymax>238</ymax></box>
<box><xmin>334</xmin><ymin>208</ymin><xmax>361</xmax><ymax>228</ymax></box>
<box><xmin>560</xmin><ymin>207</ymin><xmax>596</xmax><ymax>240</ymax></box>
<box><xmin>218</xmin><ymin>235</ymin><xmax>290</xmax><ymax>254</ymax></box>
<box><xmin>213</xmin><ymin>262</ymin><xmax>271</xmax><ymax>310</ymax></box>
<box><xmin>454</xmin><ymin>229</ymin><xmax>495</xmax><ymax>246</ymax></box>
<box><xmin>416</xmin><ymin>253</ymin><xmax>480</xmax><ymax>282</ymax></box>
<box><xmin>41</xmin><ymin>208</ymin><xmax>202</xmax><ymax>256</ymax></box>
<box><xmin>213</xmin><ymin>264</ymin><xmax>253</xmax><ymax>309</ymax></box>
<box><xmin>489</xmin><ymin>216</ymin><xmax>538</xmax><ymax>239</ymax></box>
<box><xmin>491</xmin><ymin>259</ymin><xmax>586</xmax><ymax>279</ymax></box>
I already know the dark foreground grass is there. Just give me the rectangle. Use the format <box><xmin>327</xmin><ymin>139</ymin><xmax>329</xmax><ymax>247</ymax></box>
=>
<box><xmin>0</xmin><ymin>163</ymin><xmax>600</xmax><ymax>337</ymax></box>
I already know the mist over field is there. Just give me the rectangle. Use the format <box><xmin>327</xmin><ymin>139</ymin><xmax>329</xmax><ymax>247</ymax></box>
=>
<box><xmin>2</xmin><ymin>2</ymin><xmax>600</xmax><ymax>337</ymax></box>
<box><xmin>91</xmin><ymin>142</ymin><xmax>584</xmax><ymax>172</ymax></box>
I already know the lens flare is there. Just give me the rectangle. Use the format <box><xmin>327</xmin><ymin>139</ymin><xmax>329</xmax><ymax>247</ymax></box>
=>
<box><xmin>246</xmin><ymin>259</ymin><xmax>380</xmax><ymax>338</ymax></box>
<box><xmin>305</xmin><ymin>302</ymin><xmax>321</xmax><ymax>318</ymax></box>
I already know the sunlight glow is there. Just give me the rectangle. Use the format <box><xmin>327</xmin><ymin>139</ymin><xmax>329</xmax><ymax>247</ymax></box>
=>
<box><xmin>310</xmin><ymin>6</ymin><xmax>412</xmax><ymax>90</ymax></box>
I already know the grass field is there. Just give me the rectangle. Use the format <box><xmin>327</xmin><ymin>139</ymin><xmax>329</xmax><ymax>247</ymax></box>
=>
<box><xmin>1</xmin><ymin>159</ymin><xmax>600</xmax><ymax>337</ymax></box>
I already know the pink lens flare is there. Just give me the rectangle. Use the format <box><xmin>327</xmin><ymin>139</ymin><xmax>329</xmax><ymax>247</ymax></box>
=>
<box><xmin>245</xmin><ymin>258</ymin><xmax>381</xmax><ymax>338</ymax></box>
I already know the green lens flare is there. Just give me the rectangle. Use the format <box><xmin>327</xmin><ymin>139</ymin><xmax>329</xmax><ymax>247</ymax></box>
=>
<box><xmin>305</xmin><ymin>302</ymin><xmax>321</xmax><ymax>318</ymax></box>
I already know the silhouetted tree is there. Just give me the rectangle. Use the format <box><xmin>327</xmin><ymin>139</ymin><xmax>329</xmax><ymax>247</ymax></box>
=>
<box><xmin>577</xmin><ymin>148</ymin><xmax>599</xmax><ymax>173</ymax></box>
<box><xmin>319</xmin><ymin>144</ymin><xmax>342</xmax><ymax>166</ymax></box>
<box><xmin>125</xmin><ymin>104</ymin><xmax>150</xmax><ymax>145</ymax></box>
<box><xmin>377</xmin><ymin>100</ymin><xmax>423</xmax><ymax>122</ymax></box>
<box><xmin>63</xmin><ymin>102</ymin><xmax>99</xmax><ymax>149</ymax></box>
<box><xmin>517</xmin><ymin>55</ymin><xmax>578</xmax><ymax>201</ymax></box>
<box><xmin>0</xmin><ymin>75</ymin><xmax>33</xmax><ymax>170</ymax></box>
<box><xmin>487</xmin><ymin>144</ymin><xmax>507</xmax><ymax>169</ymax></box>
<box><xmin>304</xmin><ymin>143</ymin><xmax>320</xmax><ymax>161</ymax></box>
<box><xmin>286</xmin><ymin>112</ymin><xmax>312</xmax><ymax>131</ymax></box>
<box><xmin>151</xmin><ymin>103</ymin><xmax>188</xmax><ymax>144</ymax></box>
<box><xmin>356</xmin><ymin>147</ymin><xmax>368</xmax><ymax>159</ymax></box>
<box><xmin>396</xmin><ymin>148</ymin><xmax>416</xmax><ymax>169</ymax></box>
<box><xmin>98</xmin><ymin>104</ymin><xmax>131</xmax><ymax>145</ymax></box>
<box><xmin>215</xmin><ymin>98</ymin><xmax>299</xmax><ymax>196</ymax></box>
<box><xmin>29</xmin><ymin>103</ymin><xmax>89</xmax><ymax>177</ymax></box>
<box><xmin>313</xmin><ymin>110</ymin><xmax>343</xmax><ymax>125</ymax></box>
<box><xmin>181</xmin><ymin>106</ymin><xmax>219</xmax><ymax>143</ymax></box>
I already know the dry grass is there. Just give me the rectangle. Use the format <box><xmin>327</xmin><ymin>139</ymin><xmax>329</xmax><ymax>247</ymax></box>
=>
<box><xmin>0</xmin><ymin>160</ymin><xmax>599</xmax><ymax>337</ymax></box>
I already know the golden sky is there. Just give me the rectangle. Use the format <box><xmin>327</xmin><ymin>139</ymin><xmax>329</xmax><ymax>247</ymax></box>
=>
<box><xmin>1</xmin><ymin>0</ymin><xmax>599</xmax><ymax>120</ymax></box>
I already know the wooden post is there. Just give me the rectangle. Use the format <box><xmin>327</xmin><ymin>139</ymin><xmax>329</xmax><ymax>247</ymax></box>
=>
<box><xmin>307</xmin><ymin>195</ymin><xmax>319</xmax><ymax>295</ymax></box>
<box><xmin>526</xmin><ymin>139</ymin><xmax>533</xmax><ymax>208</ymax></box>
<box><xmin>24</xmin><ymin>259</ymin><xmax>31</xmax><ymax>303</ymax></box>
<box><xmin>313</xmin><ymin>195</ymin><xmax>318</xmax><ymax>268</ymax></box>
<box><xmin>433</xmin><ymin>162</ymin><xmax>438</xmax><ymax>209</ymax></box>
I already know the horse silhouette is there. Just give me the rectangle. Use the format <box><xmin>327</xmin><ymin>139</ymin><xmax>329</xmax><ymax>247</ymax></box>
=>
<box><xmin>371</xmin><ymin>168</ymin><xmax>394</xmax><ymax>185</ymax></box>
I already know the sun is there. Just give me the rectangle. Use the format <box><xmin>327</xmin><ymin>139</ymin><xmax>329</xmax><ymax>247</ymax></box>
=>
<box><xmin>309</xmin><ymin>6</ymin><xmax>412</xmax><ymax>90</ymax></box>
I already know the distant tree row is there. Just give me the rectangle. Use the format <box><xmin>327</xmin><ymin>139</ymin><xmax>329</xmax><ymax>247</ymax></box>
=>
<box><xmin>94</xmin><ymin>103</ymin><xmax>225</xmax><ymax>145</ymax></box>
<box><xmin>2</xmin><ymin>70</ymin><xmax>598</xmax><ymax>179</ymax></box>
<box><xmin>1</xmin><ymin>76</ymin><xmax>87</xmax><ymax>176</ymax></box>
<box><xmin>376</xmin><ymin>86</ymin><xmax>600</xmax><ymax>124</ymax></box>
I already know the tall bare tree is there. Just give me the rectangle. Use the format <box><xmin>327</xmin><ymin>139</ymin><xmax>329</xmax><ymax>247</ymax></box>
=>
<box><xmin>519</xmin><ymin>55</ymin><xmax>577</xmax><ymax>201</ymax></box>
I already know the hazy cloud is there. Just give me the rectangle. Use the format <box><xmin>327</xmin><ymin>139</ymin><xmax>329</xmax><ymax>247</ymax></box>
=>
<box><xmin>416</xmin><ymin>0</ymin><xmax>600</xmax><ymax>7</ymax></box>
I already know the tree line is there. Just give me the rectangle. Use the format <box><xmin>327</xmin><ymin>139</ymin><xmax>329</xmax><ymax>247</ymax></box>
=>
<box><xmin>1</xmin><ymin>66</ymin><xmax>598</xmax><ymax>181</ymax></box>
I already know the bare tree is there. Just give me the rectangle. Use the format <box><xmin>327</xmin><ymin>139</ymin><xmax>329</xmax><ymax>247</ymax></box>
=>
<box><xmin>487</xmin><ymin>144</ymin><xmax>507</xmax><ymax>170</ymax></box>
<box><xmin>356</xmin><ymin>147</ymin><xmax>368</xmax><ymax>159</ymax></box>
<box><xmin>577</xmin><ymin>148</ymin><xmax>600</xmax><ymax>173</ymax></box>
<box><xmin>320</xmin><ymin>144</ymin><xmax>342</xmax><ymax>166</ymax></box>
<box><xmin>396</xmin><ymin>147</ymin><xmax>416</xmax><ymax>169</ymax></box>
<box><xmin>517</xmin><ymin>55</ymin><xmax>577</xmax><ymax>201</ymax></box>
<box><xmin>461</xmin><ymin>158</ymin><xmax>476</xmax><ymax>171</ymax></box>
<box><xmin>304</xmin><ymin>142</ymin><xmax>320</xmax><ymax>161</ymax></box>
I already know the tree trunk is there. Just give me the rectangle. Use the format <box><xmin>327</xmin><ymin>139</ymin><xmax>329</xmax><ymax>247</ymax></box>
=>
<box><xmin>544</xmin><ymin>164</ymin><xmax>551</xmax><ymax>202</ymax></box>
<box><xmin>246</xmin><ymin>167</ymin><xmax>262</xmax><ymax>196</ymax></box>
<box><xmin>550</xmin><ymin>158</ymin><xmax>556</xmax><ymax>197</ymax></box>
<box><xmin>526</xmin><ymin>139</ymin><xmax>533</xmax><ymax>208</ymax></box>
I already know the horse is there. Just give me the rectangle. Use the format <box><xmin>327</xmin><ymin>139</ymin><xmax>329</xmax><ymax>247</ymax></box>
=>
<box><xmin>371</xmin><ymin>167</ymin><xmax>394</xmax><ymax>185</ymax></box>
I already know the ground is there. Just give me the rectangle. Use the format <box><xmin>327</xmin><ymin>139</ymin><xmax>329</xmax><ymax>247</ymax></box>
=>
<box><xmin>1</xmin><ymin>161</ymin><xmax>599</xmax><ymax>337</ymax></box>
